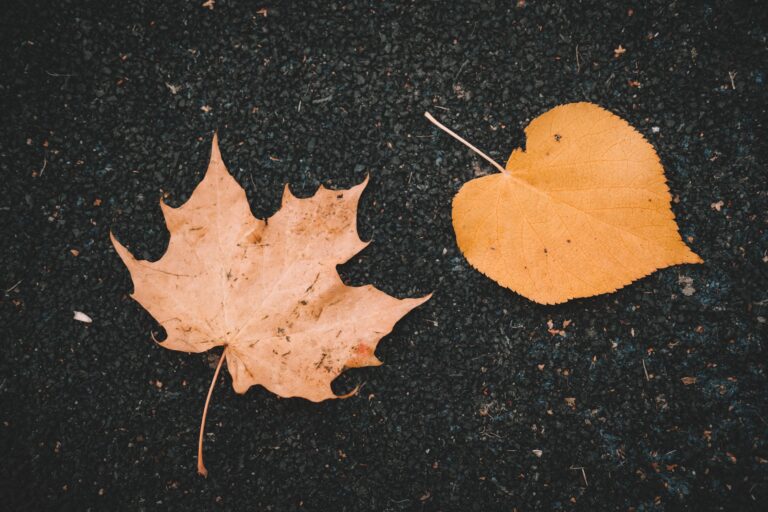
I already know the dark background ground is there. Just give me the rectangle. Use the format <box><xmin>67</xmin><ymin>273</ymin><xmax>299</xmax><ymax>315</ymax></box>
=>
<box><xmin>1</xmin><ymin>0</ymin><xmax>766</xmax><ymax>510</ymax></box>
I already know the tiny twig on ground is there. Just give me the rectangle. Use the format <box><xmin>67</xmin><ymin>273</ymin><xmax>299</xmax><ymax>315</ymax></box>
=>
<box><xmin>452</xmin><ymin>59</ymin><xmax>469</xmax><ymax>86</ymax></box>
<box><xmin>570</xmin><ymin>465</ymin><xmax>588</xmax><ymax>486</ymax></box>
<box><xmin>575</xmin><ymin>45</ymin><xmax>581</xmax><ymax>73</ymax></box>
<box><xmin>5</xmin><ymin>280</ymin><xmax>22</xmax><ymax>293</ymax></box>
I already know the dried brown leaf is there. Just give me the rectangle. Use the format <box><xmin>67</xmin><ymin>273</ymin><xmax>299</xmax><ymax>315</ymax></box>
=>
<box><xmin>111</xmin><ymin>135</ymin><xmax>429</xmax><ymax>474</ymax></box>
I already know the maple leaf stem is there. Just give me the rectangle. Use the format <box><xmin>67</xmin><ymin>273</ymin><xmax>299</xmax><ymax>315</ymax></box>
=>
<box><xmin>424</xmin><ymin>112</ymin><xmax>507</xmax><ymax>174</ymax></box>
<box><xmin>197</xmin><ymin>346</ymin><xmax>228</xmax><ymax>478</ymax></box>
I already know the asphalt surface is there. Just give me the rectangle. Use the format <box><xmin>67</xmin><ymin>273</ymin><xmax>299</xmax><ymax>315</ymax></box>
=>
<box><xmin>1</xmin><ymin>1</ymin><xmax>767</xmax><ymax>510</ymax></box>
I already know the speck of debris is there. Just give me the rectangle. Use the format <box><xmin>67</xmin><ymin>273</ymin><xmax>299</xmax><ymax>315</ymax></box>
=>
<box><xmin>73</xmin><ymin>311</ymin><xmax>93</xmax><ymax>323</ymax></box>
<box><xmin>165</xmin><ymin>82</ymin><xmax>181</xmax><ymax>95</ymax></box>
<box><xmin>678</xmin><ymin>275</ymin><xmax>696</xmax><ymax>296</ymax></box>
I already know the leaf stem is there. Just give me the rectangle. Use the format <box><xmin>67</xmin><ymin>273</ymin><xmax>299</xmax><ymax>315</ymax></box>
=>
<box><xmin>424</xmin><ymin>112</ymin><xmax>507</xmax><ymax>174</ymax></box>
<box><xmin>197</xmin><ymin>346</ymin><xmax>228</xmax><ymax>477</ymax></box>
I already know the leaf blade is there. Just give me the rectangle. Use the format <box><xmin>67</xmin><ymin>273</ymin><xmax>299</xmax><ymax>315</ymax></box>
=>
<box><xmin>452</xmin><ymin>102</ymin><xmax>702</xmax><ymax>304</ymax></box>
<box><xmin>112</xmin><ymin>135</ymin><xmax>429</xmax><ymax>399</ymax></box>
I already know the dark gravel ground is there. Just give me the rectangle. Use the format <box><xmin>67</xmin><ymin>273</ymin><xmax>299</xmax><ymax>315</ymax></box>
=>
<box><xmin>1</xmin><ymin>0</ymin><xmax>767</xmax><ymax>510</ymax></box>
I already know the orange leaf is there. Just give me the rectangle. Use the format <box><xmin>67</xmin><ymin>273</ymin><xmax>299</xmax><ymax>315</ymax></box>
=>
<box><xmin>111</xmin><ymin>135</ymin><xmax>429</xmax><ymax>474</ymax></box>
<box><xmin>427</xmin><ymin>103</ymin><xmax>702</xmax><ymax>304</ymax></box>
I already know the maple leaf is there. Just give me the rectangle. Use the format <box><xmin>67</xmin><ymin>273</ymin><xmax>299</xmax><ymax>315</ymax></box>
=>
<box><xmin>111</xmin><ymin>134</ymin><xmax>429</xmax><ymax>475</ymax></box>
<box><xmin>425</xmin><ymin>102</ymin><xmax>702</xmax><ymax>305</ymax></box>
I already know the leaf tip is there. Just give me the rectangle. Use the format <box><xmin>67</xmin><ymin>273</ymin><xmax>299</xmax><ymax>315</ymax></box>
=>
<box><xmin>109</xmin><ymin>230</ymin><xmax>135</xmax><ymax>263</ymax></box>
<box><xmin>281</xmin><ymin>183</ymin><xmax>296</xmax><ymax>205</ymax></box>
<box><xmin>347</xmin><ymin>173</ymin><xmax>370</xmax><ymax>198</ymax></box>
<box><xmin>158</xmin><ymin>198</ymin><xmax>179</xmax><ymax>225</ymax></box>
<box><xmin>686</xmin><ymin>250</ymin><xmax>704</xmax><ymax>265</ymax></box>
<box><xmin>357</xmin><ymin>238</ymin><xmax>373</xmax><ymax>252</ymax></box>
<box><xmin>209</xmin><ymin>131</ymin><xmax>223</xmax><ymax>167</ymax></box>
<box><xmin>414</xmin><ymin>292</ymin><xmax>433</xmax><ymax>306</ymax></box>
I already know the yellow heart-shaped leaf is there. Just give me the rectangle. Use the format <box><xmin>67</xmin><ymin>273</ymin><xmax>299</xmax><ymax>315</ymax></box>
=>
<box><xmin>431</xmin><ymin>102</ymin><xmax>702</xmax><ymax>304</ymax></box>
